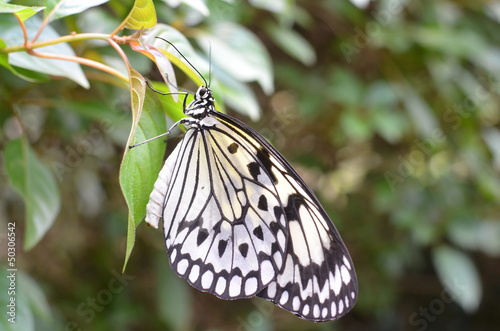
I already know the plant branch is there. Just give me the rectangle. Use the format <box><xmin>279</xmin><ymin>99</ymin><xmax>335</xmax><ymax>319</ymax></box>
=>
<box><xmin>14</xmin><ymin>14</ymin><xmax>30</xmax><ymax>46</ymax></box>
<box><xmin>4</xmin><ymin>14</ymin><xmax>142</xmax><ymax>84</ymax></box>
<box><xmin>26</xmin><ymin>49</ymin><xmax>128</xmax><ymax>82</ymax></box>
<box><xmin>0</xmin><ymin>33</ymin><xmax>126</xmax><ymax>54</ymax></box>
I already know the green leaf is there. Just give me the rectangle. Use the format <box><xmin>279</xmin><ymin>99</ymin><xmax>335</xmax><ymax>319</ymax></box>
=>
<box><xmin>432</xmin><ymin>245</ymin><xmax>482</xmax><ymax>313</ymax></box>
<box><xmin>3</xmin><ymin>138</ymin><xmax>61</xmax><ymax>250</ymax></box>
<box><xmin>197</xmin><ymin>22</ymin><xmax>274</xmax><ymax>94</ymax></box>
<box><xmin>123</xmin><ymin>211</ymin><xmax>136</xmax><ymax>273</ymax></box>
<box><xmin>0</xmin><ymin>15</ymin><xmax>89</xmax><ymax>88</ymax></box>
<box><xmin>120</xmin><ymin>68</ymin><xmax>166</xmax><ymax>270</ymax></box>
<box><xmin>0</xmin><ymin>2</ymin><xmax>44</xmax><ymax>21</ymax></box>
<box><xmin>44</xmin><ymin>0</ymin><xmax>110</xmax><ymax>22</ymax></box>
<box><xmin>123</xmin><ymin>0</ymin><xmax>157</xmax><ymax>30</ymax></box>
<box><xmin>265</xmin><ymin>22</ymin><xmax>316</xmax><ymax>66</ymax></box>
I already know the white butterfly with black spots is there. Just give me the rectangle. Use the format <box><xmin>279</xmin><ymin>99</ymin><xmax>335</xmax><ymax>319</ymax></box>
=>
<box><xmin>144</xmin><ymin>85</ymin><xmax>357</xmax><ymax>321</ymax></box>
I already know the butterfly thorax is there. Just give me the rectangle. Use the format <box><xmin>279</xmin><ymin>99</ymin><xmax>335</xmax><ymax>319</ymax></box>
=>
<box><xmin>185</xmin><ymin>86</ymin><xmax>215</xmax><ymax>119</ymax></box>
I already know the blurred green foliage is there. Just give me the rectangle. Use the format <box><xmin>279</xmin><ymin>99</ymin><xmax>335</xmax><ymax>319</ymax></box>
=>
<box><xmin>1</xmin><ymin>0</ymin><xmax>499</xmax><ymax>330</ymax></box>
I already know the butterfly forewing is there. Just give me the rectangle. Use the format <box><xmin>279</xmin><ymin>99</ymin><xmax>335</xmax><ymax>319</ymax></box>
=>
<box><xmin>144</xmin><ymin>85</ymin><xmax>357</xmax><ymax>322</ymax></box>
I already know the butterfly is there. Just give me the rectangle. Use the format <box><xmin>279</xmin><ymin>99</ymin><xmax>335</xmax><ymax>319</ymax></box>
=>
<box><xmin>138</xmin><ymin>42</ymin><xmax>357</xmax><ymax>322</ymax></box>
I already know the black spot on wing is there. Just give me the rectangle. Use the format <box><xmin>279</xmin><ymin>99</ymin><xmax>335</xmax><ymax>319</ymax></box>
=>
<box><xmin>257</xmin><ymin>194</ymin><xmax>268</xmax><ymax>211</ymax></box>
<box><xmin>238</xmin><ymin>243</ymin><xmax>249</xmax><ymax>258</ymax></box>
<box><xmin>253</xmin><ymin>226</ymin><xmax>264</xmax><ymax>240</ymax></box>
<box><xmin>248</xmin><ymin>162</ymin><xmax>261</xmax><ymax>181</ymax></box>
<box><xmin>218</xmin><ymin>240</ymin><xmax>228</xmax><ymax>257</ymax></box>
<box><xmin>228</xmin><ymin>142</ymin><xmax>239</xmax><ymax>154</ymax></box>
<box><xmin>197</xmin><ymin>229</ymin><xmax>209</xmax><ymax>246</ymax></box>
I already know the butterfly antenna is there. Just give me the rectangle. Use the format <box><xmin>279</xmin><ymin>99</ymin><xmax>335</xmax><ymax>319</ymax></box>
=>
<box><xmin>208</xmin><ymin>42</ymin><xmax>212</xmax><ymax>87</ymax></box>
<box><xmin>156</xmin><ymin>37</ymin><xmax>208</xmax><ymax>87</ymax></box>
<box><xmin>163</xmin><ymin>74</ymin><xmax>194</xmax><ymax>95</ymax></box>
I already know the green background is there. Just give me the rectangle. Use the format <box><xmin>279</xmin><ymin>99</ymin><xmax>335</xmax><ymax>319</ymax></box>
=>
<box><xmin>1</xmin><ymin>0</ymin><xmax>499</xmax><ymax>330</ymax></box>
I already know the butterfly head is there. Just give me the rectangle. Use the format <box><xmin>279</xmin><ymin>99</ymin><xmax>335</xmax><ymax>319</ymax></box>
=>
<box><xmin>185</xmin><ymin>86</ymin><xmax>215</xmax><ymax>118</ymax></box>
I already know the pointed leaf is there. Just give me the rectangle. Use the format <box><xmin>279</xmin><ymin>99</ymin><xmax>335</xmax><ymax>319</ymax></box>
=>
<box><xmin>120</xmin><ymin>68</ymin><xmax>166</xmax><ymax>269</ymax></box>
<box><xmin>3</xmin><ymin>139</ymin><xmax>61</xmax><ymax>250</ymax></box>
<box><xmin>123</xmin><ymin>211</ymin><xmax>136</xmax><ymax>273</ymax></box>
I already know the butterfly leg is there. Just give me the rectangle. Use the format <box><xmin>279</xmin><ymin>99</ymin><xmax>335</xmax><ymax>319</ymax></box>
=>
<box><xmin>128</xmin><ymin>118</ymin><xmax>194</xmax><ymax>149</ymax></box>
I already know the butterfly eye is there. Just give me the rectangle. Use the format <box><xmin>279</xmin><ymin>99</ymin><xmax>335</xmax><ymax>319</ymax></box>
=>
<box><xmin>198</xmin><ymin>87</ymin><xmax>208</xmax><ymax>98</ymax></box>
